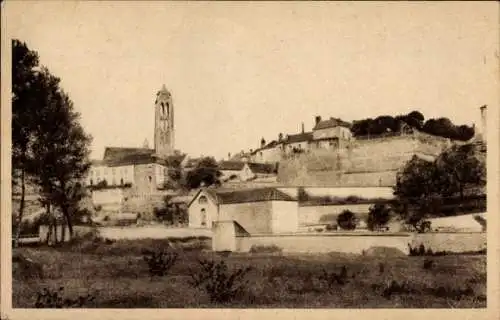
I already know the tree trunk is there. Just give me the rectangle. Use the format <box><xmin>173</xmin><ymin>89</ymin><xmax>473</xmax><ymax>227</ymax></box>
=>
<box><xmin>62</xmin><ymin>205</ymin><xmax>74</xmax><ymax>239</ymax></box>
<box><xmin>13</xmin><ymin>167</ymin><xmax>26</xmax><ymax>248</ymax></box>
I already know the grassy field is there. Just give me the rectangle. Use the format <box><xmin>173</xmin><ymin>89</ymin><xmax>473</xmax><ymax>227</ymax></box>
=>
<box><xmin>12</xmin><ymin>238</ymin><xmax>486</xmax><ymax>308</ymax></box>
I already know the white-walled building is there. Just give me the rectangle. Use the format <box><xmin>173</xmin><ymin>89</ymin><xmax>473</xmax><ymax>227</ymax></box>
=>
<box><xmin>188</xmin><ymin>187</ymin><xmax>299</xmax><ymax>234</ymax></box>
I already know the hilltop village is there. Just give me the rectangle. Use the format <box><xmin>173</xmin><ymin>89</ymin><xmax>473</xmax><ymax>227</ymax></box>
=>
<box><xmin>75</xmin><ymin>87</ymin><xmax>487</xmax><ymax>237</ymax></box>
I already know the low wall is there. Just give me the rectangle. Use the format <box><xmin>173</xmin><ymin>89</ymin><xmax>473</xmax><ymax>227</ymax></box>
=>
<box><xmin>410</xmin><ymin>232</ymin><xmax>486</xmax><ymax>252</ymax></box>
<box><xmin>235</xmin><ymin>233</ymin><xmax>411</xmax><ymax>254</ymax></box>
<box><xmin>97</xmin><ymin>226</ymin><xmax>212</xmax><ymax>240</ymax></box>
<box><xmin>299</xmin><ymin>204</ymin><xmax>372</xmax><ymax>225</ymax></box>
<box><xmin>232</xmin><ymin>232</ymin><xmax>487</xmax><ymax>254</ymax></box>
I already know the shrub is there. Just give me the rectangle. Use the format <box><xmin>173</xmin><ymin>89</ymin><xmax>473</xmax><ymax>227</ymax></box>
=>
<box><xmin>337</xmin><ymin>210</ymin><xmax>357</xmax><ymax>230</ymax></box>
<box><xmin>34</xmin><ymin>287</ymin><xmax>95</xmax><ymax>308</ymax></box>
<box><xmin>378</xmin><ymin>262</ymin><xmax>385</xmax><ymax>275</ymax></box>
<box><xmin>249</xmin><ymin>244</ymin><xmax>282</xmax><ymax>254</ymax></box>
<box><xmin>423</xmin><ymin>258</ymin><xmax>435</xmax><ymax>270</ymax></box>
<box><xmin>142</xmin><ymin>249</ymin><xmax>178</xmax><ymax>277</ymax></box>
<box><xmin>319</xmin><ymin>265</ymin><xmax>350</xmax><ymax>288</ymax></box>
<box><xmin>189</xmin><ymin>258</ymin><xmax>252</xmax><ymax>303</ymax></box>
<box><xmin>325</xmin><ymin>223</ymin><xmax>338</xmax><ymax>231</ymax></box>
<box><xmin>379</xmin><ymin>280</ymin><xmax>416</xmax><ymax>299</ymax></box>
<box><xmin>367</xmin><ymin>203</ymin><xmax>392</xmax><ymax>231</ymax></box>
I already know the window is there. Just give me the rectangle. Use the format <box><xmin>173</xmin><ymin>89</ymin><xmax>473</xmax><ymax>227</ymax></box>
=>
<box><xmin>90</xmin><ymin>179</ymin><xmax>93</xmax><ymax>186</ymax></box>
<box><xmin>120</xmin><ymin>178</ymin><xmax>124</xmax><ymax>185</ymax></box>
<box><xmin>201</xmin><ymin>209</ymin><xmax>207</xmax><ymax>226</ymax></box>
<box><xmin>148</xmin><ymin>176</ymin><xmax>152</xmax><ymax>183</ymax></box>
<box><xmin>199</xmin><ymin>196</ymin><xmax>208</xmax><ymax>204</ymax></box>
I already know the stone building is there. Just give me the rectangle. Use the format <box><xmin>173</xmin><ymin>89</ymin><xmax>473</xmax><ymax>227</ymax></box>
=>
<box><xmin>187</xmin><ymin>187</ymin><xmax>299</xmax><ymax>234</ymax></box>
<box><xmin>86</xmin><ymin>85</ymin><xmax>186</xmax><ymax>217</ymax></box>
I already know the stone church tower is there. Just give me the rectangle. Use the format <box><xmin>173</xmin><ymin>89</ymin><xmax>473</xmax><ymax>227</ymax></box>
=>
<box><xmin>154</xmin><ymin>85</ymin><xmax>174</xmax><ymax>157</ymax></box>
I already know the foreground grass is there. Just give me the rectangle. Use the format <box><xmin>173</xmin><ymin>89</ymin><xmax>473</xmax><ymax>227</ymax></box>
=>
<box><xmin>13</xmin><ymin>238</ymin><xmax>486</xmax><ymax>308</ymax></box>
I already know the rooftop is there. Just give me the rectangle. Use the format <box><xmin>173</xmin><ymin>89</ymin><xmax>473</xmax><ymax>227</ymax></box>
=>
<box><xmin>313</xmin><ymin>117</ymin><xmax>352</xmax><ymax>130</ymax></box>
<box><xmin>285</xmin><ymin>132</ymin><xmax>313</xmax><ymax>144</ymax></box>
<box><xmin>199</xmin><ymin>187</ymin><xmax>296</xmax><ymax>205</ymax></box>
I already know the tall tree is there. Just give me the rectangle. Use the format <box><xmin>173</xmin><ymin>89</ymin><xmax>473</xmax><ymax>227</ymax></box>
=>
<box><xmin>185</xmin><ymin>157</ymin><xmax>222</xmax><ymax>189</ymax></box>
<box><xmin>28</xmin><ymin>72</ymin><xmax>92</xmax><ymax>237</ymax></box>
<box><xmin>435</xmin><ymin>144</ymin><xmax>486</xmax><ymax>200</ymax></box>
<box><xmin>12</xmin><ymin>39</ymin><xmax>40</xmax><ymax>246</ymax></box>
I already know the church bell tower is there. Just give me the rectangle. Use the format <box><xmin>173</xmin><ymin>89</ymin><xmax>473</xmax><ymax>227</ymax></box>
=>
<box><xmin>154</xmin><ymin>84</ymin><xmax>174</xmax><ymax>158</ymax></box>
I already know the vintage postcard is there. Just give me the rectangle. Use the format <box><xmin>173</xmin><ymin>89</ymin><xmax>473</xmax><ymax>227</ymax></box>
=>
<box><xmin>1</xmin><ymin>1</ymin><xmax>499</xmax><ymax>320</ymax></box>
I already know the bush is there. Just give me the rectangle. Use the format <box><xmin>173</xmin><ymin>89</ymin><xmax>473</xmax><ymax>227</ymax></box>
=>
<box><xmin>318</xmin><ymin>265</ymin><xmax>350</xmax><ymax>288</ymax></box>
<box><xmin>367</xmin><ymin>203</ymin><xmax>392</xmax><ymax>231</ymax></box>
<box><xmin>337</xmin><ymin>210</ymin><xmax>357</xmax><ymax>230</ymax></box>
<box><xmin>249</xmin><ymin>244</ymin><xmax>282</xmax><ymax>254</ymax></box>
<box><xmin>423</xmin><ymin>258</ymin><xmax>435</xmax><ymax>270</ymax></box>
<box><xmin>34</xmin><ymin>287</ymin><xmax>95</xmax><ymax>308</ymax></box>
<box><xmin>189</xmin><ymin>258</ymin><xmax>252</xmax><ymax>303</ymax></box>
<box><xmin>142</xmin><ymin>249</ymin><xmax>178</xmax><ymax>277</ymax></box>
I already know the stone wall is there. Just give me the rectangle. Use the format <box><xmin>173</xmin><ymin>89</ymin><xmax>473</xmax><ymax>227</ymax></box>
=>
<box><xmin>277</xmin><ymin>133</ymin><xmax>449</xmax><ymax>187</ymax></box>
<box><xmin>410</xmin><ymin>232</ymin><xmax>486</xmax><ymax>253</ymax></box>
<box><xmin>235</xmin><ymin>233</ymin><xmax>411</xmax><ymax>254</ymax></box>
<box><xmin>233</xmin><ymin>232</ymin><xmax>486</xmax><ymax>254</ymax></box>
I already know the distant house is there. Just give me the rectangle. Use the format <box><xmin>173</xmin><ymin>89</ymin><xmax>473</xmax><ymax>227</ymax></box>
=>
<box><xmin>311</xmin><ymin>116</ymin><xmax>352</xmax><ymax>150</ymax></box>
<box><xmin>218</xmin><ymin>161</ymin><xmax>277</xmax><ymax>182</ymax></box>
<box><xmin>283</xmin><ymin>131</ymin><xmax>314</xmax><ymax>154</ymax></box>
<box><xmin>251</xmin><ymin>140</ymin><xmax>283</xmax><ymax>164</ymax></box>
<box><xmin>187</xmin><ymin>187</ymin><xmax>299</xmax><ymax>234</ymax></box>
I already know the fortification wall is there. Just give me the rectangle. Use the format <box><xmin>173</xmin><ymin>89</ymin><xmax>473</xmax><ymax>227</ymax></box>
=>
<box><xmin>278</xmin><ymin>133</ymin><xmax>449</xmax><ymax>187</ymax></box>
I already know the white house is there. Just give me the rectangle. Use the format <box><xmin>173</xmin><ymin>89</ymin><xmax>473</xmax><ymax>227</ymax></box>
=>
<box><xmin>188</xmin><ymin>187</ymin><xmax>299</xmax><ymax>234</ymax></box>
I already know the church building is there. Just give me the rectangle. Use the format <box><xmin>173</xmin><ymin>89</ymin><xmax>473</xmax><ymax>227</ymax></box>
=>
<box><xmin>86</xmin><ymin>85</ymin><xmax>186</xmax><ymax>215</ymax></box>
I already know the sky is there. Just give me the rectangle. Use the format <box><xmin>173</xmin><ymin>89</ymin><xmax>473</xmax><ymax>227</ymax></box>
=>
<box><xmin>5</xmin><ymin>1</ymin><xmax>499</xmax><ymax>160</ymax></box>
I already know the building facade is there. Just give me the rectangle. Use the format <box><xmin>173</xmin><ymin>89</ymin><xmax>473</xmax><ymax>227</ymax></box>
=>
<box><xmin>86</xmin><ymin>85</ymin><xmax>186</xmax><ymax>217</ymax></box>
<box><xmin>188</xmin><ymin>187</ymin><xmax>299</xmax><ymax>234</ymax></box>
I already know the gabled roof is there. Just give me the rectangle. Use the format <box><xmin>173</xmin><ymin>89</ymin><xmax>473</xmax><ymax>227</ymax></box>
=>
<box><xmin>313</xmin><ymin>118</ymin><xmax>351</xmax><ymax>130</ymax></box>
<box><xmin>216</xmin><ymin>187</ymin><xmax>296</xmax><ymax>204</ymax></box>
<box><xmin>188</xmin><ymin>187</ymin><xmax>297</xmax><ymax>207</ymax></box>
<box><xmin>251</xmin><ymin>140</ymin><xmax>282</xmax><ymax>154</ymax></box>
<box><xmin>218</xmin><ymin>161</ymin><xmax>246</xmax><ymax>171</ymax></box>
<box><xmin>285</xmin><ymin>132</ymin><xmax>313</xmax><ymax>144</ymax></box>
<box><xmin>101</xmin><ymin>147</ymin><xmax>185</xmax><ymax>167</ymax></box>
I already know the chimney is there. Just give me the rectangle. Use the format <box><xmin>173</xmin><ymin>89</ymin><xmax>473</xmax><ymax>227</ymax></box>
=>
<box><xmin>480</xmin><ymin>105</ymin><xmax>487</xmax><ymax>141</ymax></box>
<box><xmin>278</xmin><ymin>133</ymin><xmax>283</xmax><ymax>142</ymax></box>
<box><xmin>261</xmin><ymin>137</ymin><xmax>266</xmax><ymax>148</ymax></box>
<box><xmin>301</xmin><ymin>122</ymin><xmax>305</xmax><ymax>133</ymax></box>
<box><xmin>228</xmin><ymin>152</ymin><xmax>231</xmax><ymax>159</ymax></box>
<box><xmin>315</xmin><ymin>116</ymin><xmax>321</xmax><ymax>125</ymax></box>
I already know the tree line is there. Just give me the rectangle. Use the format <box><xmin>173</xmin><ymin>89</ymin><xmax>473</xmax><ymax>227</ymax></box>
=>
<box><xmin>351</xmin><ymin>110</ymin><xmax>475</xmax><ymax>141</ymax></box>
<box><xmin>12</xmin><ymin>39</ymin><xmax>92</xmax><ymax>246</ymax></box>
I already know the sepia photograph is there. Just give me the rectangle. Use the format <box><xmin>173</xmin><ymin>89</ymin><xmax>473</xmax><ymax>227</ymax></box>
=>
<box><xmin>1</xmin><ymin>0</ymin><xmax>499</xmax><ymax>317</ymax></box>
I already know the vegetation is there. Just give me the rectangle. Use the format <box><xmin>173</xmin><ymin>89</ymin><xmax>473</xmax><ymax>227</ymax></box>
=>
<box><xmin>393</xmin><ymin>143</ymin><xmax>485</xmax><ymax>229</ymax></box>
<box><xmin>12</xmin><ymin>39</ymin><xmax>92</xmax><ymax>245</ymax></box>
<box><xmin>13</xmin><ymin>241</ymin><xmax>486</xmax><ymax>308</ymax></box>
<box><xmin>249</xmin><ymin>244</ymin><xmax>283</xmax><ymax>254</ymax></box>
<box><xmin>337</xmin><ymin>210</ymin><xmax>358</xmax><ymax>230</ymax></box>
<box><xmin>351</xmin><ymin>110</ymin><xmax>475</xmax><ymax>141</ymax></box>
<box><xmin>34</xmin><ymin>287</ymin><xmax>95</xmax><ymax>308</ymax></box>
<box><xmin>142</xmin><ymin>249</ymin><xmax>178</xmax><ymax>277</ymax></box>
<box><xmin>367</xmin><ymin>203</ymin><xmax>392</xmax><ymax>231</ymax></box>
<box><xmin>189</xmin><ymin>258</ymin><xmax>252</xmax><ymax>303</ymax></box>
<box><xmin>184</xmin><ymin>157</ymin><xmax>222</xmax><ymax>189</ymax></box>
